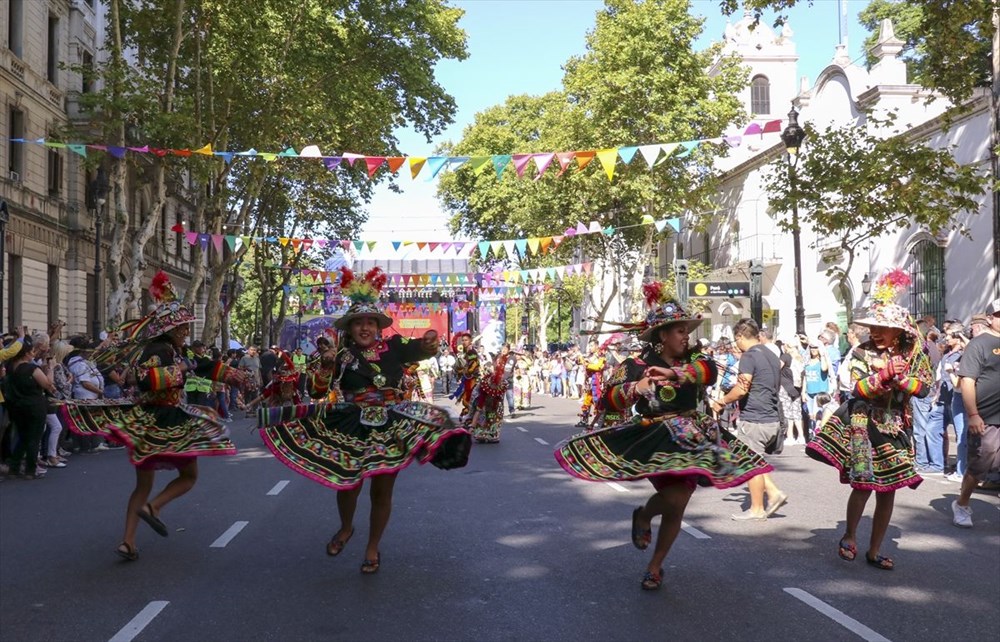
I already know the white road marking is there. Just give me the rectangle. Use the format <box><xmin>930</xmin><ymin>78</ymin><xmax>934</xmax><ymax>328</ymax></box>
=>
<box><xmin>210</xmin><ymin>521</ymin><xmax>249</xmax><ymax>548</ymax></box>
<box><xmin>607</xmin><ymin>482</ymin><xmax>629</xmax><ymax>493</ymax></box>
<box><xmin>533</xmin><ymin>437</ymin><xmax>549</xmax><ymax>446</ymax></box>
<box><xmin>784</xmin><ymin>588</ymin><xmax>892</xmax><ymax>642</ymax></box>
<box><xmin>680</xmin><ymin>521</ymin><xmax>710</xmax><ymax>539</ymax></box>
<box><xmin>516</xmin><ymin>427</ymin><xmax>528</xmax><ymax>433</ymax></box>
<box><xmin>266</xmin><ymin>480</ymin><xmax>290</xmax><ymax>496</ymax></box>
<box><xmin>109</xmin><ymin>601</ymin><xmax>169</xmax><ymax>642</ymax></box>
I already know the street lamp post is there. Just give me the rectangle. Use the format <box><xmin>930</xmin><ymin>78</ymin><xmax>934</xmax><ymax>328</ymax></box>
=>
<box><xmin>0</xmin><ymin>199</ymin><xmax>8</xmax><ymax>328</ymax></box>
<box><xmin>88</xmin><ymin>168</ymin><xmax>110</xmax><ymax>340</ymax></box>
<box><xmin>296</xmin><ymin>306</ymin><xmax>303</xmax><ymax>350</ymax></box>
<box><xmin>780</xmin><ymin>107</ymin><xmax>807</xmax><ymax>335</ymax></box>
<box><xmin>861</xmin><ymin>272</ymin><xmax>872</xmax><ymax>297</ymax></box>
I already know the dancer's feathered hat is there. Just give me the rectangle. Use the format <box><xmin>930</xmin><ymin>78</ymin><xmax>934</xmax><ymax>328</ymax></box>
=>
<box><xmin>333</xmin><ymin>267</ymin><xmax>392</xmax><ymax>330</ymax></box>
<box><xmin>853</xmin><ymin>269</ymin><xmax>919</xmax><ymax>338</ymax></box>
<box><xmin>599</xmin><ymin>282</ymin><xmax>702</xmax><ymax>342</ymax></box>
<box><xmin>130</xmin><ymin>271</ymin><xmax>196</xmax><ymax>341</ymax></box>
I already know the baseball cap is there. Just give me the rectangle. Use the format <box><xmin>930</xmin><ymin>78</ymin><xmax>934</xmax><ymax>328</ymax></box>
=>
<box><xmin>986</xmin><ymin>298</ymin><xmax>1000</xmax><ymax>316</ymax></box>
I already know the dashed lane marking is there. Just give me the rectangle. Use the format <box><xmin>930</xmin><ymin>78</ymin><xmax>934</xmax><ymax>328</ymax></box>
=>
<box><xmin>680</xmin><ymin>521</ymin><xmax>710</xmax><ymax>539</ymax></box>
<box><xmin>266</xmin><ymin>480</ymin><xmax>290</xmax><ymax>496</ymax></box>
<box><xmin>783</xmin><ymin>588</ymin><xmax>892</xmax><ymax>642</ymax></box>
<box><xmin>109</xmin><ymin>601</ymin><xmax>169</xmax><ymax>642</ymax></box>
<box><xmin>533</xmin><ymin>437</ymin><xmax>549</xmax><ymax>446</ymax></box>
<box><xmin>516</xmin><ymin>427</ymin><xmax>528</xmax><ymax>433</ymax></box>
<box><xmin>210</xmin><ymin>521</ymin><xmax>249</xmax><ymax>548</ymax></box>
<box><xmin>607</xmin><ymin>482</ymin><xmax>629</xmax><ymax>493</ymax></box>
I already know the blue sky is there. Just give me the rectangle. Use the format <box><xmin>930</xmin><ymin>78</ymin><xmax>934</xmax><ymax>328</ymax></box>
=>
<box><xmin>360</xmin><ymin>0</ymin><xmax>872</xmax><ymax>246</ymax></box>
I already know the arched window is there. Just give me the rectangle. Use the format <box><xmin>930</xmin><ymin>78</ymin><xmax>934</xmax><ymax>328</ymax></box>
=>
<box><xmin>751</xmin><ymin>75</ymin><xmax>770</xmax><ymax>115</ymax></box>
<box><xmin>909</xmin><ymin>239</ymin><xmax>945</xmax><ymax>323</ymax></box>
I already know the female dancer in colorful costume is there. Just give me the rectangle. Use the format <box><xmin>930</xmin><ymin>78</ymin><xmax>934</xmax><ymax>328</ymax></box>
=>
<box><xmin>246</xmin><ymin>350</ymin><xmax>301</xmax><ymax>408</ymax></box>
<box><xmin>258</xmin><ymin>268</ymin><xmax>471</xmax><ymax>574</ymax></box>
<box><xmin>576</xmin><ymin>340</ymin><xmax>606</xmax><ymax>428</ymax></box>
<box><xmin>554</xmin><ymin>285</ymin><xmax>772</xmax><ymax>590</ymax></box>
<box><xmin>466</xmin><ymin>349</ymin><xmax>511</xmax><ymax>444</ymax></box>
<box><xmin>806</xmin><ymin>270</ymin><xmax>931</xmax><ymax>570</ymax></box>
<box><xmin>449</xmin><ymin>332</ymin><xmax>479</xmax><ymax>418</ymax></box>
<box><xmin>58</xmin><ymin>272</ymin><xmax>245</xmax><ymax>561</ymax></box>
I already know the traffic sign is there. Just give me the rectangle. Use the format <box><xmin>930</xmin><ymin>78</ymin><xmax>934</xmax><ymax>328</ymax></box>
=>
<box><xmin>688</xmin><ymin>281</ymin><xmax>750</xmax><ymax>298</ymax></box>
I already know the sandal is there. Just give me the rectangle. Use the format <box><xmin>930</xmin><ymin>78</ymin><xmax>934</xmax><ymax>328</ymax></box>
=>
<box><xmin>360</xmin><ymin>553</ymin><xmax>381</xmax><ymax>574</ymax></box>
<box><xmin>115</xmin><ymin>542</ymin><xmax>139</xmax><ymax>561</ymax></box>
<box><xmin>137</xmin><ymin>503</ymin><xmax>169</xmax><ymax>537</ymax></box>
<box><xmin>865</xmin><ymin>553</ymin><xmax>894</xmax><ymax>570</ymax></box>
<box><xmin>640</xmin><ymin>568</ymin><xmax>664</xmax><ymax>591</ymax></box>
<box><xmin>326</xmin><ymin>528</ymin><xmax>354</xmax><ymax>557</ymax></box>
<box><xmin>837</xmin><ymin>538</ymin><xmax>857</xmax><ymax>562</ymax></box>
<box><xmin>631</xmin><ymin>507</ymin><xmax>652</xmax><ymax>551</ymax></box>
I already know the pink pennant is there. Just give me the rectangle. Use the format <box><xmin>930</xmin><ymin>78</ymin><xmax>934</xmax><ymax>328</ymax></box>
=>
<box><xmin>365</xmin><ymin>157</ymin><xmax>386</xmax><ymax>178</ymax></box>
<box><xmin>185</xmin><ymin>232</ymin><xmax>199</xmax><ymax>246</ymax></box>
<box><xmin>555</xmin><ymin>152</ymin><xmax>575</xmax><ymax>176</ymax></box>
<box><xmin>211</xmin><ymin>234</ymin><xmax>224</xmax><ymax>253</ymax></box>
<box><xmin>532</xmin><ymin>153</ymin><xmax>555</xmax><ymax>180</ymax></box>
<box><xmin>512</xmin><ymin>154</ymin><xmax>534</xmax><ymax>178</ymax></box>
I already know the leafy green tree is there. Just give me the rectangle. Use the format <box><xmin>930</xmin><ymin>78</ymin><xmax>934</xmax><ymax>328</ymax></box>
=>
<box><xmin>439</xmin><ymin>0</ymin><xmax>747</xmax><ymax>333</ymax></box>
<box><xmin>84</xmin><ymin>0</ymin><xmax>467</xmax><ymax>344</ymax></box>
<box><xmin>762</xmin><ymin>116</ymin><xmax>988</xmax><ymax>319</ymax></box>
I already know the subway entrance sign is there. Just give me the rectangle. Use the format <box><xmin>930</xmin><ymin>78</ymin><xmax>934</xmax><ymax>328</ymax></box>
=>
<box><xmin>688</xmin><ymin>281</ymin><xmax>750</xmax><ymax>298</ymax></box>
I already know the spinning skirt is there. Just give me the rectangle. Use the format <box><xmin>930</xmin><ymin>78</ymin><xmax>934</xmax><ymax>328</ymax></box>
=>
<box><xmin>806</xmin><ymin>399</ymin><xmax>922</xmax><ymax>492</ymax></box>
<box><xmin>555</xmin><ymin>413</ymin><xmax>772</xmax><ymax>489</ymax></box>
<box><xmin>57</xmin><ymin>398</ymin><xmax>235</xmax><ymax>470</ymax></box>
<box><xmin>259</xmin><ymin>400</ymin><xmax>471</xmax><ymax>490</ymax></box>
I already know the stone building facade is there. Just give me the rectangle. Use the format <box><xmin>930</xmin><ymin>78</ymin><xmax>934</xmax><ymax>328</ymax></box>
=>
<box><xmin>2</xmin><ymin>0</ymin><xmax>196</xmax><ymax>338</ymax></box>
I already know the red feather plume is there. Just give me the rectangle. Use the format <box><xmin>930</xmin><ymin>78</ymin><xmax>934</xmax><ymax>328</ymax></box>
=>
<box><xmin>149</xmin><ymin>270</ymin><xmax>172</xmax><ymax>302</ymax></box>
<box><xmin>364</xmin><ymin>267</ymin><xmax>388</xmax><ymax>293</ymax></box>
<box><xmin>642</xmin><ymin>282</ymin><xmax>663</xmax><ymax>307</ymax></box>
<box><xmin>339</xmin><ymin>267</ymin><xmax>354</xmax><ymax>289</ymax></box>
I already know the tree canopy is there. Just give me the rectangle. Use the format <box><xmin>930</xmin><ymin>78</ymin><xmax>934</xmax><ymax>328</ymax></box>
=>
<box><xmin>437</xmin><ymin>0</ymin><xmax>748</xmax><ymax>332</ymax></box>
<box><xmin>84</xmin><ymin>0</ymin><xmax>467</xmax><ymax>343</ymax></box>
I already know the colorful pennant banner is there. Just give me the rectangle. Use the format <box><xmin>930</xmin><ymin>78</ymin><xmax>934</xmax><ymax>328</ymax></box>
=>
<box><xmin>8</xmin><ymin>119</ymin><xmax>782</xmax><ymax>183</ymax></box>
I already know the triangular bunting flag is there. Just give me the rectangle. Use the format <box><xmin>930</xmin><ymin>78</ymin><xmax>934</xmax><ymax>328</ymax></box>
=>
<box><xmin>637</xmin><ymin>144</ymin><xmax>660</xmax><ymax>168</ymax></box>
<box><xmin>426</xmin><ymin>157</ymin><xmax>449</xmax><ymax>179</ymax></box>
<box><xmin>386</xmin><ymin>157</ymin><xmax>406</xmax><ymax>173</ymax></box>
<box><xmin>666</xmin><ymin>217</ymin><xmax>681</xmax><ymax>233</ymax></box>
<box><xmin>490</xmin><ymin>241</ymin><xmax>504</xmax><ymax>258</ymax></box>
<box><xmin>512</xmin><ymin>154</ymin><xmax>533</xmax><ymax>178</ymax></box>
<box><xmin>514</xmin><ymin>239</ymin><xmax>527</xmax><ymax>256</ymax></box>
<box><xmin>527</xmin><ymin>238</ymin><xmax>540</xmax><ymax>255</ymax></box>
<box><xmin>596</xmin><ymin>148</ymin><xmax>618</xmax><ymax>181</ymax></box>
<box><xmin>298</xmin><ymin>145</ymin><xmax>322</xmax><ymax>157</ymax></box>
<box><xmin>492</xmin><ymin>155</ymin><xmax>511</xmax><ymax>180</ymax></box>
<box><xmin>540</xmin><ymin>237</ymin><xmax>553</xmax><ymax>253</ymax></box>
<box><xmin>477</xmin><ymin>241</ymin><xmax>490</xmax><ymax>258</ymax></box>
<box><xmin>324</xmin><ymin>157</ymin><xmax>342</xmax><ymax>171</ymax></box>
<box><xmin>575</xmin><ymin>151</ymin><xmax>596</xmax><ymax>170</ymax></box>
<box><xmin>532</xmin><ymin>153</ymin><xmax>555</xmax><ymax>179</ymax></box>
<box><xmin>193</xmin><ymin>143</ymin><xmax>213</xmax><ymax>155</ymax></box>
<box><xmin>617</xmin><ymin>146</ymin><xmax>639</xmax><ymax>164</ymax></box>
<box><xmin>409</xmin><ymin>157</ymin><xmax>427</xmax><ymax>179</ymax></box>
<box><xmin>469</xmin><ymin>156</ymin><xmax>491</xmax><ymax>175</ymax></box>
<box><xmin>365</xmin><ymin>157</ymin><xmax>386</xmax><ymax>178</ymax></box>
<box><xmin>68</xmin><ymin>144</ymin><xmax>87</xmax><ymax>157</ymax></box>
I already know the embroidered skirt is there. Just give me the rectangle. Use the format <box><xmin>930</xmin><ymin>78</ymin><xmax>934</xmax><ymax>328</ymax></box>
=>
<box><xmin>806</xmin><ymin>398</ymin><xmax>922</xmax><ymax>491</ymax></box>
<box><xmin>259</xmin><ymin>400</ymin><xmax>471</xmax><ymax>490</ymax></box>
<box><xmin>554</xmin><ymin>413</ymin><xmax>772</xmax><ymax>489</ymax></box>
<box><xmin>57</xmin><ymin>398</ymin><xmax>235</xmax><ymax>469</ymax></box>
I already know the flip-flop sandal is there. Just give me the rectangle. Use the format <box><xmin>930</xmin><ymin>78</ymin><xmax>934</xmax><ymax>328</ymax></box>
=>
<box><xmin>838</xmin><ymin>538</ymin><xmax>857</xmax><ymax>561</ymax></box>
<box><xmin>326</xmin><ymin>529</ymin><xmax>354</xmax><ymax>557</ymax></box>
<box><xmin>116</xmin><ymin>542</ymin><xmax>139</xmax><ymax>561</ymax></box>
<box><xmin>866</xmin><ymin>553</ymin><xmax>894</xmax><ymax>570</ymax></box>
<box><xmin>361</xmin><ymin>553</ymin><xmax>381</xmax><ymax>575</ymax></box>
<box><xmin>640</xmin><ymin>568</ymin><xmax>664</xmax><ymax>591</ymax></box>
<box><xmin>137</xmin><ymin>503</ymin><xmax>169</xmax><ymax>537</ymax></box>
<box><xmin>631</xmin><ymin>507</ymin><xmax>652</xmax><ymax>551</ymax></box>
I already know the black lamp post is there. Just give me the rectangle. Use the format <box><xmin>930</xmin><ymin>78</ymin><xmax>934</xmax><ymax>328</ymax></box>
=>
<box><xmin>88</xmin><ymin>168</ymin><xmax>110</xmax><ymax>340</ymax></box>
<box><xmin>861</xmin><ymin>272</ymin><xmax>872</xmax><ymax>296</ymax></box>
<box><xmin>296</xmin><ymin>305</ymin><xmax>303</xmax><ymax>350</ymax></box>
<box><xmin>0</xmin><ymin>199</ymin><xmax>8</xmax><ymax>328</ymax></box>
<box><xmin>780</xmin><ymin>107</ymin><xmax>807</xmax><ymax>335</ymax></box>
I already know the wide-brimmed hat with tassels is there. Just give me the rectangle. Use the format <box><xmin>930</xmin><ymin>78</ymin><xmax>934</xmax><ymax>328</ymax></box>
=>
<box><xmin>853</xmin><ymin>269</ymin><xmax>919</xmax><ymax>338</ymax></box>
<box><xmin>333</xmin><ymin>267</ymin><xmax>392</xmax><ymax>331</ymax></box>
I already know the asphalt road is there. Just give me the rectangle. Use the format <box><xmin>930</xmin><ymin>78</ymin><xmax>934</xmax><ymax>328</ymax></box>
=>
<box><xmin>1</xmin><ymin>394</ymin><xmax>998</xmax><ymax>642</ymax></box>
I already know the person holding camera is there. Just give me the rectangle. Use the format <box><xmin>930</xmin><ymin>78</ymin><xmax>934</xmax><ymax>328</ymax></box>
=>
<box><xmin>4</xmin><ymin>334</ymin><xmax>57</xmax><ymax>479</ymax></box>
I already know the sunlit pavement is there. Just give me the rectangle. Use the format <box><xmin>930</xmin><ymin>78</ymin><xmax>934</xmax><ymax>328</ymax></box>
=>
<box><xmin>1</xmin><ymin>393</ymin><xmax>997</xmax><ymax>641</ymax></box>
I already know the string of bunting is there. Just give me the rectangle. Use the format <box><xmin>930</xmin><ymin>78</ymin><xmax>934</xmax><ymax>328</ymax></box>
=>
<box><xmin>278</xmin><ymin>261</ymin><xmax>593</xmax><ymax>286</ymax></box>
<box><xmin>173</xmin><ymin>215</ymin><xmax>679</xmax><ymax>260</ymax></box>
<box><xmin>8</xmin><ymin>119</ymin><xmax>781</xmax><ymax>182</ymax></box>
